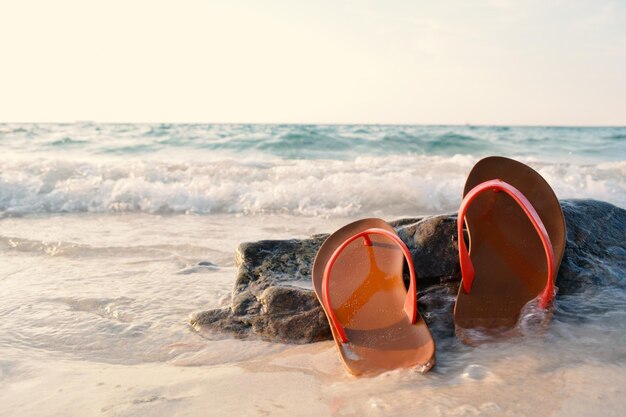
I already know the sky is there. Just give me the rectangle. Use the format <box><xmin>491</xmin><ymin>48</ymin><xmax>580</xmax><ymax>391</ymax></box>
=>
<box><xmin>0</xmin><ymin>0</ymin><xmax>625</xmax><ymax>125</ymax></box>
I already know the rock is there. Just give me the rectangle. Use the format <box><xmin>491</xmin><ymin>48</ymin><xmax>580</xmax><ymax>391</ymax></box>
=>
<box><xmin>177</xmin><ymin>261</ymin><xmax>219</xmax><ymax>275</ymax></box>
<box><xmin>190</xmin><ymin>200</ymin><xmax>625</xmax><ymax>344</ymax></box>
<box><xmin>396</xmin><ymin>214</ymin><xmax>460</xmax><ymax>282</ymax></box>
<box><xmin>556</xmin><ymin>200</ymin><xmax>626</xmax><ymax>294</ymax></box>
<box><xmin>191</xmin><ymin>235</ymin><xmax>333</xmax><ymax>343</ymax></box>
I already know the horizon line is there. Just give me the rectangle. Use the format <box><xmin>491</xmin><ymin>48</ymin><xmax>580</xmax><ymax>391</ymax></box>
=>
<box><xmin>1</xmin><ymin>121</ymin><xmax>625</xmax><ymax>128</ymax></box>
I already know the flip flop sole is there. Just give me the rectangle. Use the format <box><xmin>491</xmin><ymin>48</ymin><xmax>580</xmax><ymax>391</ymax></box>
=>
<box><xmin>312</xmin><ymin>219</ymin><xmax>435</xmax><ymax>376</ymax></box>
<box><xmin>454</xmin><ymin>157</ymin><xmax>566</xmax><ymax>343</ymax></box>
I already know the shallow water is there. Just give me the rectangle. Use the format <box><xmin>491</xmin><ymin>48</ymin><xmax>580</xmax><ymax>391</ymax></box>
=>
<box><xmin>1</xmin><ymin>124</ymin><xmax>625</xmax><ymax>416</ymax></box>
<box><xmin>1</xmin><ymin>213</ymin><xmax>625</xmax><ymax>416</ymax></box>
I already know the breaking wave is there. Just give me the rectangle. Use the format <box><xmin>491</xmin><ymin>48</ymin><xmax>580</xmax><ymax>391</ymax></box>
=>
<box><xmin>0</xmin><ymin>155</ymin><xmax>623</xmax><ymax>216</ymax></box>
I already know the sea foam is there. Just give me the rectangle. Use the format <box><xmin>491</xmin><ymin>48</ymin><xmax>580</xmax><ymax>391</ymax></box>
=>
<box><xmin>0</xmin><ymin>154</ymin><xmax>623</xmax><ymax>216</ymax></box>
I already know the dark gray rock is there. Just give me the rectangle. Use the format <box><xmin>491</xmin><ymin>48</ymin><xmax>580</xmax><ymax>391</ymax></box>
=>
<box><xmin>557</xmin><ymin>200</ymin><xmax>626</xmax><ymax>293</ymax></box>
<box><xmin>190</xmin><ymin>199</ymin><xmax>625</xmax><ymax>344</ymax></box>
<box><xmin>397</xmin><ymin>214</ymin><xmax>460</xmax><ymax>282</ymax></box>
<box><xmin>191</xmin><ymin>235</ymin><xmax>332</xmax><ymax>343</ymax></box>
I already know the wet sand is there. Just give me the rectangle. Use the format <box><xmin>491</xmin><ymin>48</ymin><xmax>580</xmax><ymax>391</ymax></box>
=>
<box><xmin>1</xmin><ymin>213</ymin><xmax>625</xmax><ymax>416</ymax></box>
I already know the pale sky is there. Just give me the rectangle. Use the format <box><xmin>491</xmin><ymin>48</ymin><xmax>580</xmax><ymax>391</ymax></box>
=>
<box><xmin>1</xmin><ymin>0</ymin><xmax>625</xmax><ymax>125</ymax></box>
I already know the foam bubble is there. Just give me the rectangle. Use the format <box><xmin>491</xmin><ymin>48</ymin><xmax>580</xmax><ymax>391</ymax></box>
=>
<box><xmin>0</xmin><ymin>154</ymin><xmax>623</xmax><ymax>216</ymax></box>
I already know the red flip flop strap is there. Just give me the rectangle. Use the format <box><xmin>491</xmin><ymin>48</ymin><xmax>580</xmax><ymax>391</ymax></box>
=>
<box><xmin>322</xmin><ymin>227</ymin><xmax>417</xmax><ymax>344</ymax></box>
<box><xmin>457</xmin><ymin>179</ymin><xmax>556</xmax><ymax>308</ymax></box>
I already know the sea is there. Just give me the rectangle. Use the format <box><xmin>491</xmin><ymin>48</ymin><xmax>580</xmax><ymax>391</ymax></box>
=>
<box><xmin>0</xmin><ymin>123</ymin><xmax>625</xmax><ymax>416</ymax></box>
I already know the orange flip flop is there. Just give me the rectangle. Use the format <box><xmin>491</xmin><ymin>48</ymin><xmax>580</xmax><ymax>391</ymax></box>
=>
<box><xmin>454</xmin><ymin>156</ymin><xmax>566</xmax><ymax>344</ymax></box>
<box><xmin>312</xmin><ymin>218</ymin><xmax>435</xmax><ymax>376</ymax></box>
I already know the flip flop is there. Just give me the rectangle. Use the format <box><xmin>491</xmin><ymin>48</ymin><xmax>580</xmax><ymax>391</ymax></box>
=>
<box><xmin>454</xmin><ymin>156</ymin><xmax>566</xmax><ymax>344</ymax></box>
<box><xmin>312</xmin><ymin>218</ymin><xmax>435</xmax><ymax>376</ymax></box>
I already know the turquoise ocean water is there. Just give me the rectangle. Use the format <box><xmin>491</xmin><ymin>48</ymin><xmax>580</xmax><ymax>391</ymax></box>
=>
<box><xmin>0</xmin><ymin>123</ymin><xmax>624</xmax><ymax>216</ymax></box>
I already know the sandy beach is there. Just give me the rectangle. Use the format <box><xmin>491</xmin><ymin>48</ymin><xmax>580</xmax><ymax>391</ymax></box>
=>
<box><xmin>3</xmin><ymin>0</ymin><xmax>626</xmax><ymax>414</ymax></box>
<box><xmin>1</xmin><ymin>211</ymin><xmax>625</xmax><ymax>416</ymax></box>
<box><xmin>0</xmin><ymin>125</ymin><xmax>624</xmax><ymax>417</ymax></box>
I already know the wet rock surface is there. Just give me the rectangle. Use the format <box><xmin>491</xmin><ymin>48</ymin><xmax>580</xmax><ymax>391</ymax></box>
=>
<box><xmin>190</xmin><ymin>199</ymin><xmax>625</xmax><ymax>344</ymax></box>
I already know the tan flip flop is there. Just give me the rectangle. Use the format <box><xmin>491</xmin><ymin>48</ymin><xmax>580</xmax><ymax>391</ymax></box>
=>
<box><xmin>454</xmin><ymin>156</ymin><xmax>566</xmax><ymax>344</ymax></box>
<box><xmin>312</xmin><ymin>218</ymin><xmax>435</xmax><ymax>376</ymax></box>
